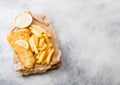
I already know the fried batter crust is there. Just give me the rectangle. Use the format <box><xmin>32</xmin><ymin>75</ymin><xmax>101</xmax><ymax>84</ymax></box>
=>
<box><xmin>7</xmin><ymin>29</ymin><xmax>36</xmax><ymax>69</ymax></box>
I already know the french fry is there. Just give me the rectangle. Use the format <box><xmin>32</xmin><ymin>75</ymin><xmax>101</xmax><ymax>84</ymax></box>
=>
<box><xmin>29</xmin><ymin>37</ymin><xmax>34</xmax><ymax>52</ymax></box>
<box><xmin>36</xmin><ymin>55</ymin><xmax>39</xmax><ymax>60</ymax></box>
<box><xmin>43</xmin><ymin>34</ymin><xmax>50</xmax><ymax>44</ymax></box>
<box><xmin>29</xmin><ymin>24</ymin><xmax>55</xmax><ymax>65</ymax></box>
<box><xmin>34</xmin><ymin>35</ymin><xmax>39</xmax><ymax>47</ymax></box>
<box><xmin>38</xmin><ymin>51</ymin><xmax>47</xmax><ymax>63</ymax></box>
<box><xmin>30</xmin><ymin>24</ymin><xmax>51</xmax><ymax>37</ymax></box>
<box><xmin>31</xmin><ymin>29</ymin><xmax>42</xmax><ymax>37</ymax></box>
<box><xmin>31</xmin><ymin>35</ymin><xmax>38</xmax><ymax>54</ymax></box>
<box><xmin>31</xmin><ymin>25</ymin><xmax>51</xmax><ymax>37</ymax></box>
<box><xmin>31</xmin><ymin>25</ymin><xmax>46</xmax><ymax>33</ymax></box>
<box><xmin>47</xmin><ymin>48</ymin><xmax>51</xmax><ymax>53</ymax></box>
<box><xmin>41</xmin><ymin>44</ymin><xmax>47</xmax><ymax>50</ymax></box>
<box><xmin>38</xmin><ymin>48</ymin><xmax>41</xmax><ymax>51</ymax></box>
<box><xmin>41</xmin><ymin>59</ymin><xmax>46</xmax><ymax>65</ymax></box>
<box><xmin>43</xmin><ymin>32</ymin><xmax>51</xmax><ymax>38</ymax></box>
<box><xmin>37</xmin><ymin>60</ymin><xmax>40</xmax><ymax>63</ymax></box>
<box><xmin>42</xmin><ymin>32</ymin><xmax>51</xmax><ymax>38</ymax></box>
<box><xmin>36</xmin><ymin>51</ymin><xmax>42</xmax><ymax>59</ymax></box>
<box><xmin>48</xmin><ymin>43</ymin><xmax>52</xmax><ymax>48</ymax></box>
<box><xmin>29</xmin><ymin>26</ymin><xmax>43</xmax><ymax>33</ymax></box>
<box><xmin>39</xmin><ymin>38</ymin><xmax>45</xmax><ymax>48</ymax></box>
<box><xmin>46</xmin><ymin>48</ymin><xmax>55</xmax><ymax>65</ymax></box>
<box><xmin>47</xmin><ymin>33</ymin><xmax>51</xmax><ymax>38</ymax></box>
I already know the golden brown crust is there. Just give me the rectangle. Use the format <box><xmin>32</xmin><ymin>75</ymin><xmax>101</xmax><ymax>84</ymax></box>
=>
<box><xmin>7</xmin><ymin>29</ymin><xmax>36</xmax><ymax>69</ymax></box>
<box><xmin>10</xmin><ymin>12</ymin><xmax>61</xmax><ymax>76</ymax></box>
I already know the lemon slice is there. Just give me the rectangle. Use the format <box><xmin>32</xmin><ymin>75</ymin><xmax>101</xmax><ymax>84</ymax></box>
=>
<box><xmin>15</xmin><ymin>13</ymin><xmax>32</xmax><ymax>28</ymax></box>
<box><xmin>15</xmin><ymin>39</ymin><xmax>29</xmax><ymax>49</ymax></box>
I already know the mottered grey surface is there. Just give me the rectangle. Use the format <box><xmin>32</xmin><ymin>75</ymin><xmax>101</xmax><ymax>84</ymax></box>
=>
<box><xmin>0</xmin><ymin>0</ymin><xmax>120</xmax><ymax>85</ymax></box>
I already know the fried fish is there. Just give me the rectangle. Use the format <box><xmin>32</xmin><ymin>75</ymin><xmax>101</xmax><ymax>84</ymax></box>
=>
<box><xmin>7</xmin><ymin>29</ymin><xmax>36</xmax><ymax>69</ymax></box>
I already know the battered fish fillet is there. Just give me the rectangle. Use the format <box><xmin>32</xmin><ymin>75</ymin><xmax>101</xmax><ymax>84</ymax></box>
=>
<box><xmin>7</xmin><ymin>29</ymin><xmax>36</xmax><ymax>69</ymax></box>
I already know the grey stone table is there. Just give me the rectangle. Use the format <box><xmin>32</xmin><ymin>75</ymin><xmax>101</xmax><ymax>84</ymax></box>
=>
<box><xmin>0</xmin><ymin>0</ymin><xmax>120</xmax><ymax>85</ymax></box>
